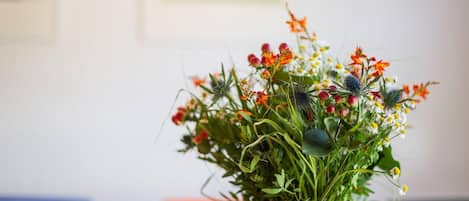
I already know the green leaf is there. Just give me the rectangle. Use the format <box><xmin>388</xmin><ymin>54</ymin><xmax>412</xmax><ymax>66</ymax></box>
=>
<box><xmin>377</xmin><ymin>146</ymin><xmax>400</xmax><ymax>171</ymax></box>
<box><xmin>285</xmin><ymin>178</ymin><xmax>294</xmax><ymax>188</ymax></box>
<box><xmin>302</xmin><ymin>128</ymin><xmax>332</xmax><ymax>156</ymax></box>
<box><xmin>275</xmin><ymin>170</ymin><xmax>285</xmax><ymax>187</ymax></box>
<box><xmin>324</xmin><ymin>117</ymin><xmax>339</xmax><ymax>136</ymax></box>
<box><xmin>273</xmin><ymin>71</ymin><xmax>315</xmax><ymax>86</ymax></box>
<box><xmin>239</xmin><ymin>112</ymin><xmax>252</xmax><ymax>123</ymax></box>
<box><xmin>250</xmin><ymin>155</ymin><xmax>260</xmax><ymax>171</ymax></box>
<box><xmin>197</xmin><ymin>140</ymin><xmax>210</xmax><ymax>154</ymax></box>
<box><xmin>262</xmin><ymin>188</ymin><xmax>282</xmax><ymax>194</ymax></box>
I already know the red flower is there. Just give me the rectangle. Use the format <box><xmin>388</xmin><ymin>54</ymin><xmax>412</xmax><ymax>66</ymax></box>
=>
<box><xmin>261</xmin><ymin>43</ymin><xmax>271</xmax><ymax>53</ymax></box>
<box><xmin>193</xmin><ymin>129</ymin><xmax>209</xmax><ymax>144</ymax></box>
<box><xmin>370</xmin><ymin>91</ymin><xmax>382</xmax><ymax>99</ymax></box>
<box><xmin>171</xmin><ymin>107</ymin><xmax>187</xmax><ymax>125</ymax></box>
<box><xmin>318</xmin><ymin>91</ymin><xmax>330</xmax><ymax>101</ymax></box>
<box><xmin>348</xmin><ymin>95</ymin><xmax>359</xmax><ymax>106</ymax></box>
<box><xmin>248</xmin><ymin>54</ymin><xmax>261</xmax><ymax>67</ymax></box>
<box><xmin>326</xmin><ymin>105</ymin><xmax>335</xmax><ymax>113</ymax></box>
<box><xmin>279</xmin><ymin>43</ymin><xmax>290</xmax><ymax>53</ymax></box>
<box><xmin>339</xmin><ymin>108</ymin><xmax>349</xmax><ymax>117</ymax></box>
<box><xmin>334</xmin><ymin>95</ymin><xmax>343</xmax><ymax>103</ymax></box>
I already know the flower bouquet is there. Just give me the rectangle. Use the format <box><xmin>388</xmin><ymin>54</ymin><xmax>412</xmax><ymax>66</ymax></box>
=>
<box><xmin>171</xmin><ymin>8</ymin><xmax>437</xmax><ymax>201</ymax></box>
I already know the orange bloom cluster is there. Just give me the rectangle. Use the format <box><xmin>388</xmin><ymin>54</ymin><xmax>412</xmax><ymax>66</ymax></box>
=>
<box><xmin>192</xmin><ymin>76</ymin><xmax>206</xmax><ymax>88</ymax></box>
<box><xmin>349</xmin><ymin>47</ymin><xmax>367</xmax><ymax>66</ymax></box>
<box><xmin>402</xmin><ymin>82</ymin><xmax>436</xmax><ymax>103</ymax></box>
<box><xmin>171</xmin><ymin>106</ymin><xmax>187</xmax><ymax>125</ymax></box>
<box><xmin>247</xmin><ymin>43</ymin><xmax>293</xmax><ymax>68</ymax></box>
<box><xmin>349</xmin><ymin>47</ymin><xmax>391</xmax><ymax>78</ymax></box>
<box><xmin>413</xmin><ymin>84</ymin><xmax>430</xmax><ymax>99</ymax></box>
<box><xmin>286</xmin><ymin>10</ymin><xmax>307</xmax><ymax>33</ymax></box>
<box><xmin>371</xmin><ymin>60</ymin><xmax>390</xmax><ymax>77</ymax></box>
<box><xmin>255</xmin><ymin>91</ymin><xmax>269</xmax><ymax>106</ymax></box>
<box><xmin>193</xmin><ymin>129</ymin><xmax>209</xmax><ymax>144</ymax></box>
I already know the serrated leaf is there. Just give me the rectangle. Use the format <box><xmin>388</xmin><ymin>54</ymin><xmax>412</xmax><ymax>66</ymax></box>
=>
<box><xmin>303</xmin><ymin>128</ymin><xmax>332</xmax><ymax>156</ymax></box>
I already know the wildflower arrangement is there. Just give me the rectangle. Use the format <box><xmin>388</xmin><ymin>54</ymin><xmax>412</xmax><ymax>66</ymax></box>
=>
<box><xmin>172</xmin><ymin>8</ymin><xmax>436</xmax><ymax>201</ymax></box>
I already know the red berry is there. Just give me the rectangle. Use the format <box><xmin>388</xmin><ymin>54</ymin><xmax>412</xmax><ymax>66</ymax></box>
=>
<box><xmin>318</xmin><ymin>91</ymin><xmax>329</xmax><ymax>101</ymax></box>
<box><xmin>334</xmin><ymin>95</ymin><xmax>342</xmax><ymax>103</ymax></box>
<box><xmin>339</xmin><ymin>108</ymin><xmax>349</xmax><ymax>117</ymax></box>
<box><xmin>279</xmin><ymin>43</ymin><xmax>289</xmax><ymax>52</ymax></box>
<box><xmin>251</xmin><ymin>57</ymin><xmax>260</xmax><ymax>66</ymax></box>
<box><xmin>171</xmin><ymin>111</ymin><xmax>185</xmax><ymax>125</ymax></box>
<box><xmin>326</xmin><ymin>105</ymin><xmax>335</xmax><ymax>113</ymax></box>
<box><xmin>248</xmin><ymin>54</ymin><xmax>260</xmax><ymax>66</ymax></box>
<box><xmin>261</xmin><ymin>43</ymin><xmax>271</xmax><ymax>53</ymax></box>
<box><xmin>329</xmin><ymin>85</ymin><xmax>337</xmax><ymax>91</ymax></box>
<box><xmin>348</xmin><ymin>95</ymin><xmax>359</xmax><ymax>106</ymax></box>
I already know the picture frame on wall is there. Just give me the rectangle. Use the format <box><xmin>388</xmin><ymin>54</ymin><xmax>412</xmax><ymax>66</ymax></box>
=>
<box><xmin>0</xmin><ymin>0</ymin><xmax>57</xmax><ymax>44</ymax></box>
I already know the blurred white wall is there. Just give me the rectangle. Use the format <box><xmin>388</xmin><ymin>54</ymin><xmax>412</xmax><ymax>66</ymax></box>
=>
<box><xmin>0</xmin><ymin>0</ymin><xmax>468</xmax><ymax>201</ymax></box>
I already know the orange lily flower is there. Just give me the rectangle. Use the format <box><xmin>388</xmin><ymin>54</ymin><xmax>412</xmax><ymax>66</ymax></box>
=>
<box><xmin>255</xmin><ymin>91</ymin><xmax>269</xmax><ymax>106</ymax></box>
<box><xmin>261</xmin><ymin>52</ymin><xmax>277</xmax><ymax>67</ymax></box>
<box><xmin>261</xmin><ymin>70</ymin><xmax>272</xmax><ymax>79</ymax></box>
<box><xmin>413</xmin><ymin>83</ymin><xmax>430</xmax><ymax>100</ymax></box>
<box><xmin>349</xmin><ymin>47</ymin><xmax>366</xmax><ymax>66</ymax></box>
<box><xmin>192</xmin><ymin>76</ymin><xmax>206</xmax><ymax>88</ymax></box>
<box><xmin>371</xmin><ymin>60</ymin><xmax>390</xmax><ymax>77</ymax></box>
<box><xmin>286</xmin><ymin>11</ymin><xmax>307</xmax><ymax>33</ymax></box>
<box><xmin>402</xmin><ymin>84</ymin><xmax>410</xmax><ymax>95</ymax></box>
<box><xmin>279</xmin><ymin>50</ymin><xmax>293</xmax><ymax>65</ymax></box>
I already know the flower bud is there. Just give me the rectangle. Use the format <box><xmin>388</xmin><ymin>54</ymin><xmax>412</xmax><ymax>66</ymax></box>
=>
<box><xmin>318</xmin><ymin>91</ymin><xmax>329</xmax><ymax>101</ymax></box>
<box><xmin>279</xmin><ymin>43</ymin><xmax>289</xmax><ymax>52</ymax></box>
<box><xmin>348</xmin><ymin>95</ymin><xmax>359</xmax><ymax>106</ymax></box>
<box><xmin>261</xmin><ymin>43</ymin><xmax>271</xmax><ymax>53</ymax></box>
<box><xmin>326</xmin><ymin>105</ymin><xmax>335</xmax><ymax>113</ymax></box>
<box><xmin>339</xmin><ymin>108</ymin><xmax>349</xmax><ymax>117</ymax></box>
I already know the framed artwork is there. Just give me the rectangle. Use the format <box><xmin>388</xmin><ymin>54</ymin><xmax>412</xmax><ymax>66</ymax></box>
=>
<box><xmin>0</xmin><ymin>0</ymin><xmax>57</xmax><ymax>43</ymax></box>
<box><xmin>139</xmin><ymin>0</ymin><xmax>287</xmax><ymax>47</ymax></box>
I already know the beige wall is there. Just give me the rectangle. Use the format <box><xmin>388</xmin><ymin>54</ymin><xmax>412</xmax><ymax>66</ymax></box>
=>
<box><xmin>0</xmin><ymin>0</ymin><xmax>468</xmax><ymax>200</ymax></box>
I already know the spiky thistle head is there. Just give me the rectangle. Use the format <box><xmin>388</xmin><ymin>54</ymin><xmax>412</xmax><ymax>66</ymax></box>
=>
<box><xmin>291</xmin><ymin>87</ymin><xmax>311</xmax><ymax>110</ymax></box>
<box><xmin>383</xmin><ymin>89</ymin><xmax>402</xmax><ymax>108</ymax></box>
<box><xmin>345</xmin><ymin>75</ymin><xmax>361</xmax><ymax>94</ymax></box>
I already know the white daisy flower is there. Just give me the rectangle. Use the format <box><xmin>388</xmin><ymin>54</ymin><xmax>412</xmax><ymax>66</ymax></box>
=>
<box><xmin>368</xmin><ymin>122</ymin><xmax>379</xmax><ymax>134</ymax></box>
<box><xmin>390</xmin><ymin>167</ymin><xmax>401</xmax><ymax>179</ymax></box>
<box><xmin>399</xmin><ymin>184</ymin><xmax>408</xmax><ymax>196</ymax></box>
